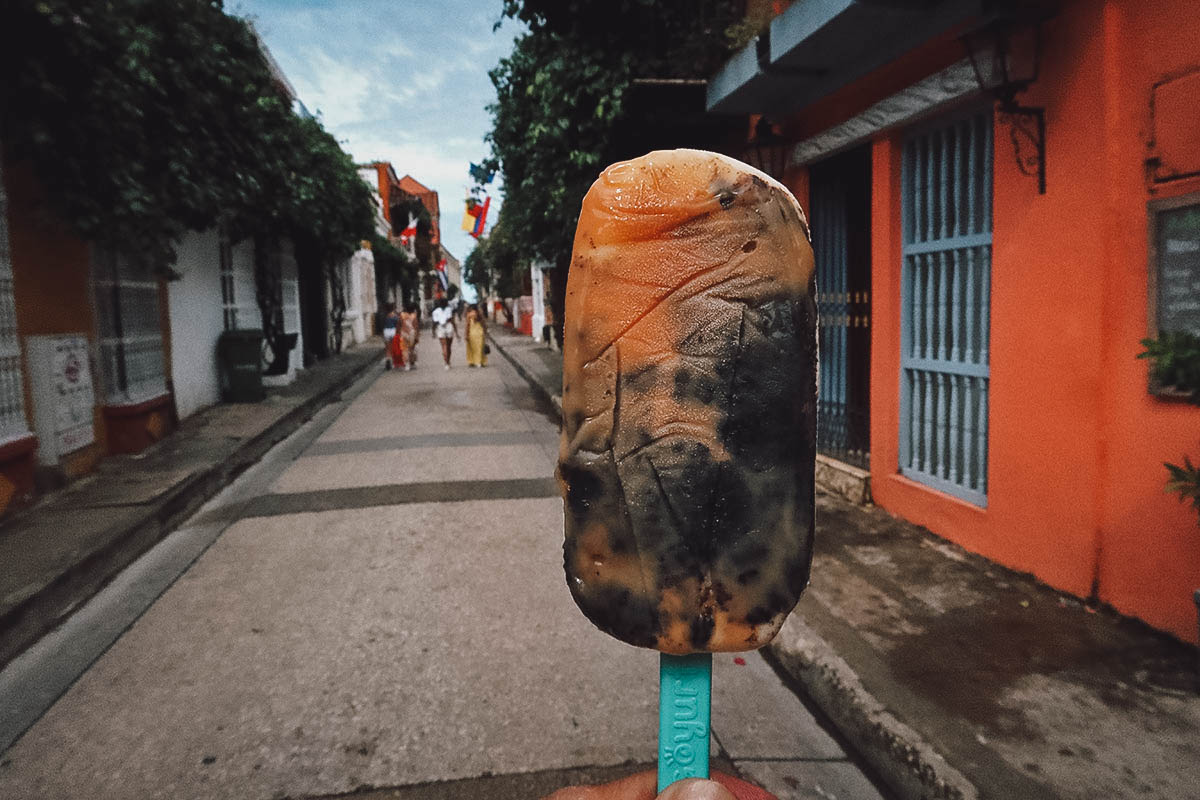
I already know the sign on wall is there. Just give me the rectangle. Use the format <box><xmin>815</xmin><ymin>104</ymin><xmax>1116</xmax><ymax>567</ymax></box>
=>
<box><xmin>1150</xmin><ymin>196</ymin><xmax>1200</xmax><ymax>338</ymax></box>
<box><xmin>26</xmin><ymin>334</ymin><xmax>96</xmax><ymax>463</ymax></box>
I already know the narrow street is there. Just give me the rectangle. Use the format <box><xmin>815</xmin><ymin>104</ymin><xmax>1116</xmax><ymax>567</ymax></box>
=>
<box><xmin>0</xmin><ymin>335</ymin><xmax>888</xmax><ymax>800</ymax></box>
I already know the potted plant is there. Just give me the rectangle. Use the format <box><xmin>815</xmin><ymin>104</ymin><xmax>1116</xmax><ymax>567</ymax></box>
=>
<box><xmin>1139</xmin><ymin>331</ymin><xmax>1200</xmax><ymax>649</ymax></box>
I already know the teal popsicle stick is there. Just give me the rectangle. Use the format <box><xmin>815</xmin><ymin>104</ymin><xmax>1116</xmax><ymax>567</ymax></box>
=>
<box><xmin>657</xmin><ymin>652</ymin><xmax>712</xmax><ymax>793</ymax></box>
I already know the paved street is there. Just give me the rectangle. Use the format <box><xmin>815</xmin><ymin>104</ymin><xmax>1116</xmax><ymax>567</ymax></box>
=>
<box><xmin>0</xmin><ymin>335</ymin><xmax>888</xmax><ymax>800</ymax></box>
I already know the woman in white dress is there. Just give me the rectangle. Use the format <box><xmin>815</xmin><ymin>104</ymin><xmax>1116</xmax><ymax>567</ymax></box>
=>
<box><xmin>430</xmin><ymin>296</ymin><xmax>459</xmax><ymax>369</ymax></box>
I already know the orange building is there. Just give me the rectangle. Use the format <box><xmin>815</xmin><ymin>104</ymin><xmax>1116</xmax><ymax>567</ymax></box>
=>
<box><xmin>0</xmin><ymin>155</ymin><xmax>177</xmax><ymax>513</ymax></box>
<box><xmin>709</xmin><ymin>0</ymin><xmax>1200</xmax><ymax>642</ymax></box>
<box><xmin>362</xmin><ymin>164</ymin><xmax>444</xmax><ymax>306</ymax></box>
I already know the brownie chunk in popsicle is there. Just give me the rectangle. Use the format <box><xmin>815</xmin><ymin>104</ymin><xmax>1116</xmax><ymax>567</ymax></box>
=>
<box><xmin>558</xmin><ymin>149</ymin><xmax>817</xmax><ymax>654</ymax></box>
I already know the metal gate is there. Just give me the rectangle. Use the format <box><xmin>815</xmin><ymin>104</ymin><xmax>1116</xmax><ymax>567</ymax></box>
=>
<box><xmin>810</xmin><ymin>147</ymin><xmax>872</xmax><ymax>469</ymax></box>
<box><xmin>899</xmin><ymin>108</ymin><xmax>992</xmax><ymax>506</ymax></box>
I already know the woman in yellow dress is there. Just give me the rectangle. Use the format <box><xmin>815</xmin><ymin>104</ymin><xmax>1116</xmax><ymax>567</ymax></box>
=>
<box><xmin>465</xmin><ymin>304</ymin><xmax>487</xmax><ymax>367</ymax></box>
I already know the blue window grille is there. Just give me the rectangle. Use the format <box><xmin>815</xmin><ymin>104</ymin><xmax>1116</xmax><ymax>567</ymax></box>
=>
<box><xmin>900</xmin><ymin>109</ymin><xmax>992</xmax><ymax>506</ymax></box>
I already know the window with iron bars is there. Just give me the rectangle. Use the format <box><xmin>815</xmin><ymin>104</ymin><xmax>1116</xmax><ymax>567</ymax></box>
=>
<box><xmin>219</xmin><ymin>227</ymin><xmax>238</xmax><ymax>331</ymax></box>
<box><xmin>899</xmin><ymin>107</ymin><xmax>993</xmax><ymax>506</ymax></box>
<box><xmin>93</xmin><ymin>251</ymin><xmax>167</xmax><ymax>404</ymax></box>
<box><xmin>0</xmin><ymin>162</ymin><xmax>29</xmax><ymax>442</ymax></box>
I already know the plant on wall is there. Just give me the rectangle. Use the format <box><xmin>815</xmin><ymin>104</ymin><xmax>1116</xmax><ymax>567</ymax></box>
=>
<box><xmin>1138</xmin><ymin>330</ymin><xmax>1200</xmax><ymax>404</ymax></box>
<box><xmin>1138</xmin><ymin>331</ymin><xmax>1200</xmax><ymax>525</ymax></box>
<box><xmin>1165</xmin><ymin>455</ymin><xmax>1200</xmax><ymax>526</ymax></box>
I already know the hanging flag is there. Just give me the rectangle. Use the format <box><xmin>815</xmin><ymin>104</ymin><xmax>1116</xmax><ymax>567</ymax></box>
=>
<box><xmin>470</xmin><ymin>196</ymin><xmax>491</xmax><ymax>239</ymax></box>
<box><xmin>462</xmin><ymin>195</ymin><xmax>488</xmax><ymax>233</ymax></box>
<box><xmin>435</xmin><ymin>257</ymin><xmax>449</xmax><ymax>290</ymax></box>
<box><xmin>469</xmin><ymin>162</ymin><xmax>495</xmax><ymax>184</ymax></box>
<box><xmin>398</xmin><ymin>213</ymin><xmax>417</xmax><ymax>246</ymax></box>
<box><xmin>461</xmin><ymin>197</ymin><xmax>480</xmax><ymax>232</ymax></box>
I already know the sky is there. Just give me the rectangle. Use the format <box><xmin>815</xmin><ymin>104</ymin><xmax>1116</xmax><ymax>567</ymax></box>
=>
<box><xmin>233</xmin><ymin>0</ymin><xmax>524</xmax><ymax>271</ymax></box>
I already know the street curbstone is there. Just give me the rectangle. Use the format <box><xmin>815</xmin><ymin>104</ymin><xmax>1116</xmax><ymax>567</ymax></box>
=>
<box><xmin>486</xmin><ymin>330</ymin><xmax>563</xmax><ymax>418</ymax></box>
<box><xmin>767</xmin><ymin>614</ymin><xmax>978</xmax><ymax>800</ymax></box>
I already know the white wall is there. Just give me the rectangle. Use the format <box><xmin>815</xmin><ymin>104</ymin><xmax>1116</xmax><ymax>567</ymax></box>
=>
<box><xmin>352</xmin><ymin>246</ymin><xmax>375</xmax><ymax>343</ymax></box>
<box><xmin>530</xmin><ymin>263</ymin><xmax>546</xmax><ymax>342</ymax></box>
<box><xmin>168</xmin><ymin>229</ymin><xmax>224</xmax><ymax>419</ymax></box>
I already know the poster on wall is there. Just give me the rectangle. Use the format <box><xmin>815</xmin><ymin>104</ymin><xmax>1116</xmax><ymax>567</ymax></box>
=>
<box><xmin>1152</xmin><ymin>199</ymin><xmax>1200</xmax><ymax>337</ymax></box>
<box><xmin>27</xmin><ymin>334</ymin><xmax>96</xmax><ymax>463</ymax></box>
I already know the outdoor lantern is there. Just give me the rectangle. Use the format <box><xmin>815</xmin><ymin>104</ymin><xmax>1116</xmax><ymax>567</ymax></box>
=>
<box><xmin>744</xmin><ymin>117</ymin><xmax>790</xmax><ymax>181</ymax></box>
<box><xmin>963</xmin><ymin>18</ymin><xmax>1047</xmax><ymax>193</ymax></box>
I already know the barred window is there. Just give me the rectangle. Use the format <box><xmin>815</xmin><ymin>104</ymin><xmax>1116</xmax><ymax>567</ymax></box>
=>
<box><xmin>93</xmin><ymin>251</ymin><xmax>167</xmax><ymax>404</ymax></box>
<box><xmin>0</xmin><ymin>162</ymin><xmax>29</xmax><ymax>441</ymax></box>
<box><xmin>220</xmin><ymin>228</ymin><xmax>237</xmax><ymax>331</ymax></box>
<box><xmin>899</xmin><ymin>108</ymin><xmax>992</xmax><ymax>506</ymax></box>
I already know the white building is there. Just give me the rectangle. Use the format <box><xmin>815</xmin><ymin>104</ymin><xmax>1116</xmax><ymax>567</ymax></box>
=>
<box><xmin>331</xmin><ymin>242</ymin><xmax>376</xmax><ymax>349</ymax></box>
<box><xmin>168</xmin><ymin>230</ymin><xmax>305</xmax><ymax>419</ymax></box>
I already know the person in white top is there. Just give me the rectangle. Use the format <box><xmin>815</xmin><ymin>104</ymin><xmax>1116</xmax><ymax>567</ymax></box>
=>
<box><xmin>430</xmin><ymin>296</ymin><xmax>459</xmax><ymax>369</ymax></box>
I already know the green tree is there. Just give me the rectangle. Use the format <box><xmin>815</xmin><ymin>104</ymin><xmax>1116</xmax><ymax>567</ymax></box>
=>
<box><xmin>1</xmin><ymin>0</ymin><xmax>374</xmax><ymax>335</ymax></box>
<box><xmin>481</xmin><ymin>1</ymin><xmax>742</xmax><ymax>343</ymax></box>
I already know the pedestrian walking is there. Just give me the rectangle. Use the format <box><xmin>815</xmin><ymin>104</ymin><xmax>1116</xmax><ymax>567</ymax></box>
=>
<box><xmin>398</xmin><ymin>302</ymin><xmax>420</xmax><ymax>370</ymax></box>
<box><xmin>465</xmin><ymin>304</ymin><xmax>488</xmax><ymax>367</ymax></box>
<box><xmin>431</xmin><ymin>296</ymin><xmax>459</xmax><ymax>369</ymax></box>
<box><xmin>381</xmin><ymin>302</ymin><xmax>401</xmax><ymax>369</ymax></box>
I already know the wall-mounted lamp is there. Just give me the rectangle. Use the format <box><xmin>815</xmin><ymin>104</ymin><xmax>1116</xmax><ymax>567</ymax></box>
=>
<box><xmin>743</xmin><ymin>117</ymin><xmax>790</xmax><ymax>180</ymax></box>
<box><xmin>963</xmin><ymin>20</ymin><xmax>1047</xmax><ymax>193</ymax></box>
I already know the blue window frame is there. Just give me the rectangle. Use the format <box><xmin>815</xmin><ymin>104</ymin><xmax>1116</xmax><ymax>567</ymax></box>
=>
<box><xmin>899</xmin><ymin>108</ymin><xmax>992</xmax><ymax>506</ymax></box>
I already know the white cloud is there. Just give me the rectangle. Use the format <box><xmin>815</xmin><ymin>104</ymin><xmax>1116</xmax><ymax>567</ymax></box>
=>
<box><xmin>290</xmin><ymin>50</ymin><xmax>374</xmax><ymax>127</ymax></box>
<box><xmin>235</xmin><ymin>0</ymin><xmax>527</xmax><ymax>264</ymax></box>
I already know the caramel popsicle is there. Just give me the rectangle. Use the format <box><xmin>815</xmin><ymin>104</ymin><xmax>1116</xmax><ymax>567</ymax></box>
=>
<box><xmin>558</xmin><ymin>148</ymin><xmax>817</xmax><ymax>656</ymax></box>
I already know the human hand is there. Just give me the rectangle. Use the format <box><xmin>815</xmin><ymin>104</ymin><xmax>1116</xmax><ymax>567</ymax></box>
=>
<box><xmin>543</xmin><ymin>770</ymin><xmax>775</xmax><ymax>800</ymax></box>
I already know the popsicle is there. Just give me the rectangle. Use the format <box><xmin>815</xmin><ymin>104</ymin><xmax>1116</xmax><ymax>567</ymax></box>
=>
<box><xmin>558</xmin><ymin>148</ymin><xmax>817</xmax><ymax>655</ymax></box>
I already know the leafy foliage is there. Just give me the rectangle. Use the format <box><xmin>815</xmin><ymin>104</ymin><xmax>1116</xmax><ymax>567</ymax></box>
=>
<box><xmin>287</xmin><ymin>115</ymin><xmax>376</xmax><ymax>267</ymax></box>
<box><xmin>481</xmin><ymin>0</ymin><xmax>743</xmax><ymax>338</ymax></box>
<box><xmin>1164</xmin><ymin>455</ymin><xmax>1200</xmax><ymax>527</ymax></box>
<box><xmin>1</xmin><ymin>0</ymin><xmax>373</xmax><ymax>271</ymax></box>
<box><xmin>1138</xmin><ymin>330</ymin><xmax>1200</xmax><ymax>404</ymax></box>
<box><xmin>498</xmin><ymin>0</ymin><xmax>740</xmax><ymax>79</ymax></box>
<box><xmin>483</xmin><ymin>32</ymin><xmax>631</xmax><ymax>267</ymax></box>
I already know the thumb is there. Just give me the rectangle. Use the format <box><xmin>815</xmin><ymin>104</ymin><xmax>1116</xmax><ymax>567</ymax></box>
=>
<box><xmin>657</xmin><ymin>778</ymin><xmax>737</xmax><ymax>800</ymax></box>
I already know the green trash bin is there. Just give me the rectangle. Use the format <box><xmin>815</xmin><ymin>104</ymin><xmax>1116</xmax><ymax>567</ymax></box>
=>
<box><xmin>217</xmin><ymin>329</ymin><xmax>265</xmax><ymax>402</ymax></box>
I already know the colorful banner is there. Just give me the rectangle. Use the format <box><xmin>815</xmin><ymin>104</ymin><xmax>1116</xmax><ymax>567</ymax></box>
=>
<box><xmin>470</xmin><ymin>196</ymin><xmax>491</xmax><ymax>239</ymax></box>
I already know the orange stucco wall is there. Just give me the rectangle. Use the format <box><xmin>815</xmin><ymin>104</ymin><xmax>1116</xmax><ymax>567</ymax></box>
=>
<box><xmin>852</xmin><ymin>0</ymin><xmax>1200</xmax><ymax>642</ymax></box>
<box><xmin>1088</xmin><ymin>0</ymin><xmax>1200</xmax><ymax>640</ymax></box>
<box><xmin>4</xmin><ymin>158</ymin><xmax>108</xmax><ymax>475</ymax></box>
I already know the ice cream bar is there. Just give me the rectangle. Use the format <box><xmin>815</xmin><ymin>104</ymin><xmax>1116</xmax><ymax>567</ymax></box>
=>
<box><xmin>558</xmin><ymin>149</ymin><xmax>817</xmax><ymax>655</ymax></box>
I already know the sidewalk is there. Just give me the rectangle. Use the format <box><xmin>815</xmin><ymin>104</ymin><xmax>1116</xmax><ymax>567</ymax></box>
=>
<box><xmin>487</xmin><ymin>324</ymin><xmax>563</xmax><ymax>415</ymax></box>
<box><xmin>0</xmin><ymin>341</ymin><xmax>383</xmax><ymax>669</ymax></box>
<box><xmin>488</xmin><ymin>329</ymin><xmax>1200</xmax><ymax>800</ymax></box>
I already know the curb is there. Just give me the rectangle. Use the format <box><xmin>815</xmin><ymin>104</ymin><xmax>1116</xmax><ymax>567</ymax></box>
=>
<box><xmin>488</xmin><ymin>329</ymin><xmax>974</xmax><ymax>800</ymax></box>
<box><xmin>0</xmin><ymin>347</ymin><xmax>383</xmax><ymax>670</ymax></box>
<box><xmin>486</xmin><ymin>329</ymin><xmax>562</xmax><ymax>418</ymax></box>
<box><xmin>766</xmin><ymin>616</ymin><xmax>978</xmax><ymax>800</ymax></box>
